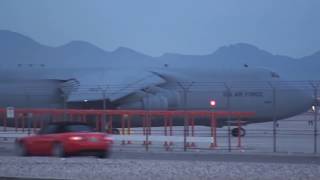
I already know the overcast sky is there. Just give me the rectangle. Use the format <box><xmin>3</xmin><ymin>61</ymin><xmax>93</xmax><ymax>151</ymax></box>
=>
<box><xmin>0</xmin><ymin>0</ymin><xmax>319</xmax><ymax>57</ymax></box>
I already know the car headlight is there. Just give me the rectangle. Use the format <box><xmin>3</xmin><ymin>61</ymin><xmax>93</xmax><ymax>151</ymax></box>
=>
<box><xmin>69</xmin><ymin>136</ymin><xmax>83</xmax><ymax>141</ymax></box>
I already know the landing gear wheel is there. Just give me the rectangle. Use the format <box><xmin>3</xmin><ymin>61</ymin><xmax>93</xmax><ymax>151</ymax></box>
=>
<box><xmin>15</xmin><ymin>142</ymin><xmax>28</xmax><ymax>156</ymax></box>
<box><xmin>52</xmin><ymin>143</ymin><xmax>65</xmax><ymax>157</ymax></box>
<box><xmin>231</xmin><ymin>127</ymin><xmax>246</xmax><ymax>137</ymax></box>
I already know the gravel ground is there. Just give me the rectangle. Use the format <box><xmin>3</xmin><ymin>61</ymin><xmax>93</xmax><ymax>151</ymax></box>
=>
<box><xmin>0</xmin><ymin>157</ymin><xmax>319</xmax><ymax>180</ymax></box>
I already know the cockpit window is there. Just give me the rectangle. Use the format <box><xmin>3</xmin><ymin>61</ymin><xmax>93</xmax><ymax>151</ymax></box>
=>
<box><xmin>271</xmin><ymin>72</ymin><xmax>280</xmax><ymax>78</ymax></box>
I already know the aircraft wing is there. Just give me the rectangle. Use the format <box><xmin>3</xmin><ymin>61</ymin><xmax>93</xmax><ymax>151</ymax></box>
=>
<box><xmin>60</xmin><ymin>70</ymin><xmax>166</xmax><ymax>102</ymax></box>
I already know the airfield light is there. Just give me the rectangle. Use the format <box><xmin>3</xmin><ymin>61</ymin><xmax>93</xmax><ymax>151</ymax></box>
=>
<box><xmin>210</xmin><ymin>100</ymin><xmax>216</xmax><ymax>107</ymax></box>
<box><xmin>84</xmin><ymin>99</ymin><xmax>88</xmax><ymax>102</ymax></box>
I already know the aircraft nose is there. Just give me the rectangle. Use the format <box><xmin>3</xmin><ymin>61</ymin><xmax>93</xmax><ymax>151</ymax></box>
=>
<box><xmin>295</xmin><ymin>89</ymin><xmax>314</xmax><ymax>111</ymax></box>
<box><xmin>275</xmin><ymin>86</ymin><xmax>314</xmax><ymax>119</ymax></box>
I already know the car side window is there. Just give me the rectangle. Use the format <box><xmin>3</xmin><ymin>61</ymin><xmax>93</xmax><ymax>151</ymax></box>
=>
<box><xmin>39</xmin><ymin>124</ymin><xmax>59</xmax><ymax>134</ymax></box>
<box><xmin>64</xmin><ymin>125</ymin><xmax>93</xmax><ymax>132</ymax></box>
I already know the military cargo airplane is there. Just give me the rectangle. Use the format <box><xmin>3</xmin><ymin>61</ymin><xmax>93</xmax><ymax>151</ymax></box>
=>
<box><xmin>0</xmin><ymin>65</ymin><xmax>313</xmax><ymax>136</ymax></box>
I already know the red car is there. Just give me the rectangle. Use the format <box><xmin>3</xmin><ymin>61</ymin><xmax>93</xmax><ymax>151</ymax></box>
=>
<box><xmin>15</xmin><ymin>121</ymin><xmax>112</xmax><ymax>158</ymax></box>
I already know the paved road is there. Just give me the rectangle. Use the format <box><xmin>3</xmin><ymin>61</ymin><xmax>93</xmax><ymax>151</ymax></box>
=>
<box><xmin>112</xmin><ymin>151</ymin><xmax>320</xmax><ymax>164</ymax></box>
<box><xmin>1</xmin><ymin>142</ymin><xmax>319</xmax><ymax>164</ymax></box>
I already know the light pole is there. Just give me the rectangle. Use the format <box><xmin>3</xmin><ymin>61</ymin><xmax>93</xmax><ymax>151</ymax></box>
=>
<box><xmin>177</xmin><ymin>82</ymin><xmax>194</xmax><ymax>152</ymax></box>
<box><xmin>96</xmin><ymin>85</ymin><xmax>109</xmax><ymax>132</ymax></box>
<box><xmin>101</xmin><ymin>88</ymin><xmax>107</xmax><ymax>132</ymax></box>
<box><xmin>223</xmin><ymin>83</ymin><xmax>232</xmax><ymax>152</ymax></box>
<box><xmin>310</xmin><ymin>81</ymin><xmax>319</xmax><ymax>154</ymax></box>
<box><xmin>267</xmin><ymin>82</ymin><xmax>277</xmax><ymax>153</ymax></box>
<box><xmin>210</xmin><ymin>99</ymin><xmax>217</xmax><ymax>149</ymax></box>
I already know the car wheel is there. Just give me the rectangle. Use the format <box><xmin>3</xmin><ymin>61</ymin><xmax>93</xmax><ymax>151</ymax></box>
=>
<box><xmin>52</xmin><ymin>143</ymin><xmax>65</xmax><ymax>157</ymax></box>
<box><xmin>14</xmin><ymin>142</ymin><xmax>28</xmax><ymax>156</ymax></box>
<box><xmin>97</xmin><ymin>150</ymin><xmax>110</xmax><ymax>159</ymax></box>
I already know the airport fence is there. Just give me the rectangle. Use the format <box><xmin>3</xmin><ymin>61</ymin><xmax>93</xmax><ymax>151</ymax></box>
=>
<box><xmin>0</xmin><ymin>80</ymin><xmax>319</xmax><ymax>154</ymax></box>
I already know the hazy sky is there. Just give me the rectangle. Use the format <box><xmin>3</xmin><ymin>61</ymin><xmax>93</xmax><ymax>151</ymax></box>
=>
<box><xmin>0</xmin><ymin>0</ymin><xmax>319</xmax><ymax>57</ymax></box>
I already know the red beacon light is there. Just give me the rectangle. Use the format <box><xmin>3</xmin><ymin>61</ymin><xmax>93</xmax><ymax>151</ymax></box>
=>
<box><xmin>210</xmin><ymin>100</ymin><xmax>216</xmax><ymax>107</ymax></box>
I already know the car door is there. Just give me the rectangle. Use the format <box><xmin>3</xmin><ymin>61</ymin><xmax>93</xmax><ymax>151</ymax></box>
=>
<box><xmin>31</xmin><ymin>124</ymin><xmax>60</xmax><ymax>155</ymax></box>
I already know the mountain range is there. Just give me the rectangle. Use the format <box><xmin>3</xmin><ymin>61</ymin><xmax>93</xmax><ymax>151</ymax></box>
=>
<box><xmin>0</xmin><ymin>30</ymin><xmax>319</xmax><ymax>80</ymax></box>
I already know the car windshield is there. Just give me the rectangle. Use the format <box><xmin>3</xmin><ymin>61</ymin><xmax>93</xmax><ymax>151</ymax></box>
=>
<box><xmin>64</xmin><ymin>124</ymin><xmax>94</xmax><ymax>132</ymax></box>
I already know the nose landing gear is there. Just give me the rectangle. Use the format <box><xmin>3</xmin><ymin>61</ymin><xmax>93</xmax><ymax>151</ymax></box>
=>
<box><xmin>231</xmin><ymin>127</ymin><xmax>246</xmax><ymax>137</ymax></box>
